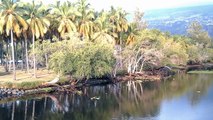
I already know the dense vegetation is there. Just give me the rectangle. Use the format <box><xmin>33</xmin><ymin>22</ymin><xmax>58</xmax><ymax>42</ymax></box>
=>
<box><xmin>0</xmin><ymin>0</ymin><xmax>212</xmax><ymax>81</ymax></box>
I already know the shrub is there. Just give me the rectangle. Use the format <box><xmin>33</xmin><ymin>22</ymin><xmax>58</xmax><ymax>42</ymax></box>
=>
<box><xmin>49</xmin><ymin>40</ymin><xmax>116</xmax><ymax>80</ymax></box>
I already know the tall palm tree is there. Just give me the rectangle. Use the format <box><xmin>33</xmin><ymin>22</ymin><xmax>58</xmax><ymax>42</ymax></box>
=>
<box><xmin>0</xmin><ymin>0</ymin><xmax>28</xmax><ymax>80</ymax></box>
<box><xmin>77</xmin><ymin>0</ymin><xmax>95</xmax><ymax>40</ymax></box>
<box><xmin>108</xmin><ymin>7</ymin><xmax>128</xmax><ymax>69</ymax></box>
<box><xmin>51</xmin><ymin>1</ymin><xmax>80</xmax><ymax>38</ymax></box>
<box><xmin>21</xmin><ymin>1</ymin><xmax>50</xmax><ymax>77</ymax></box>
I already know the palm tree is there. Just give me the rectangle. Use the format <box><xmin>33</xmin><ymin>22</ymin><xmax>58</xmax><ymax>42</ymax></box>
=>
<box><xmin>51</xmin><ymin>1</ymin><xmax>80</xmax><ymax>38</ymax></box>
<box><xmin>21</xmin><ymin>1</ymin><xmax>50</xmax><ymax>77</ymax></box>
<box><xmin>92</xmin><ymin>11</ymin><xmax>115</xmax><ymax>45</ymax></box>
<box><xmin>109</xmin><ymin>7</ymin><xmax>128</xmax><ymax>45</ymax></box>
<box><xmin>77</xmin><ymin>0</ymin><xmax>95</xmax><ymax>40</ymax></box>
<box><xmin>0</xmin><ymin>0</ymin><xmax>28</xmax><ymax>80</ymax></box>
<box><xmin>126</xmin><ymin>23</ymin><xmax>138</xmax><ymax>45</ymax></box>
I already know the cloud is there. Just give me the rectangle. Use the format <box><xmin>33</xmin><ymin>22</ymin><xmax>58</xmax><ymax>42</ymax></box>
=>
<box><xmin>21</xmin><ymin>0</ymin><xmax>213</xmax><ymax>11</ymax></box>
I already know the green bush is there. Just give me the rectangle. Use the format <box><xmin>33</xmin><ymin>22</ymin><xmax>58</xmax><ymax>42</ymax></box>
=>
<box><xmin>49</xmin><ymin>40</ymin><xmax>116</xmax><ymax>80</ymax></box>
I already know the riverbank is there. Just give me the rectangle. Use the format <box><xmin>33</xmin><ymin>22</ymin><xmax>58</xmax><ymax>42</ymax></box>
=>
<box><xmin>0</xmin><ymin>65</ymin><xmax>174</xmax><ymax>97</ymax></box>
<box><xmin>187</xmin><ymin>70</ymin><xmax>213</xmax><ymax>74</ymax></box>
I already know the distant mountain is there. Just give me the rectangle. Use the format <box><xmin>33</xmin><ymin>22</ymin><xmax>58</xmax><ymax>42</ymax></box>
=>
<box><xmin>144</xmin><ymin>5</ymin><xmax>213</xmax><ymax>37</ymax></box>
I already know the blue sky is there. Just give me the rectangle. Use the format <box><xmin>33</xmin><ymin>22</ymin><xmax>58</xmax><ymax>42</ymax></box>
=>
<box><xmin>25</xmin><ymin>0</ymin><xmax>213</xmax><ymax>11</ymax></box>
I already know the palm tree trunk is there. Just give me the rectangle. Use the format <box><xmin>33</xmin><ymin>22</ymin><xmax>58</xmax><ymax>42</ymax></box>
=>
<box><xmin>5</xmin><ymin>39</ymin><xmax>9</xmax><ymax>72</ymax></box>
<box><xmin>45</xmin><ymin>54</ymin><xmax>48</xmax><ymax>70</ymax></box>
<box><xmin>32</xmin><ymin>34</ymin><xmax>36</xmax><ymax>78</ymax></box>
<box><xmin>14</xmin><ymin>41</ymin><xmax>17</xmax><ymax>68</ymax></box>
<box><xmin>0</xmin><ymin>42</ymin><xmax>3</xmax><ymax>65</ymax></box>
<box><xmin>25</xmin><ymin>37</ymin><xmax>29</xmax><ymax>73</ymax></box>
<box><xmin>21</xmin><ymin>40</ymin><xmax>25</xmax><ymax>71</ymax></box>
<box><xmin>11</xmin><ymin>29</ymin><xmax>16</xmax><ymax>80</ymax></box>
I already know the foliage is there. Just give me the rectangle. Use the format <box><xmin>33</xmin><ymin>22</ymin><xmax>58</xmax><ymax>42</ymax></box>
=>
<box><xmin>50</xmin><ymin>1</ymin><xmax>80</xmax><ymax>38</ymax></box>
<box><xmin>0</xmin><ymin>0</ymin><xmax>213</xmax><ymax>82</ymax></box>
<box><xmin>45</xmin><ymin>38</ymin><xmax>116</xmax><ymax>80</ymax></box>
<box><xmin>187</xmin><ymin>21</ymin><xmax>212</xmax><ymax>48</ymax></box>
<box><xmin>123</xmin><ymin>29</ymin><xmax>190</xmax><ymax>73</ymax></box>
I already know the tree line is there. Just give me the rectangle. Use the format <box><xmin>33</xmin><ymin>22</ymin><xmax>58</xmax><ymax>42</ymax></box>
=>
<box><xmin>0</xmin><ymin>0</ymin><xmax>212</xmax><ymax>81</ymax></box>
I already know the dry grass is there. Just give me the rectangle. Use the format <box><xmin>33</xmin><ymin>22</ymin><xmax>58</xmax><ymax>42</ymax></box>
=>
<box><xmin>0</xmin><ymin>66</ymin><xmax>58</xmax><ymax>89</ymax></box>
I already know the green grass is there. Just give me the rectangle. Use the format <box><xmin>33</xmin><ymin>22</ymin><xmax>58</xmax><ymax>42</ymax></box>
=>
<box><xmin>187</xmin><ymin>70</ymin><xmax>213</xmax><ymax>74</ymax></box>
<box><xmin>16</xmin><ymin>81</ymin><xmax>43</xmax><ymax>89</ymax></box>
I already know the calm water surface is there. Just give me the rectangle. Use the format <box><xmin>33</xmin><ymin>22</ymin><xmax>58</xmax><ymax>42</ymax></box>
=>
<box><xmin>0</xmin><ymin>74</ymin><xmax>213</xmax><ymax>120</ymax></box>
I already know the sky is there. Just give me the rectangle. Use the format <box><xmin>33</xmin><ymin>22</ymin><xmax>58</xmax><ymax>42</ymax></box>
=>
<box><xmin>23</xmin><ymin>0</ymin><xmax>213</xmax><ymax>12</ymax></box>
<box><xmin>87</xmin><ymin>0</ymin><xmax>213</xmax><ymax>11</ymax></box>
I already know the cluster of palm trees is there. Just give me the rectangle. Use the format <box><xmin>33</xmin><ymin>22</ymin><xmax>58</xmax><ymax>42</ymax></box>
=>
<box><xmin>0</xmin><ymin>0</ymin><xmax>137</xmax><ymax>80</ymax></box>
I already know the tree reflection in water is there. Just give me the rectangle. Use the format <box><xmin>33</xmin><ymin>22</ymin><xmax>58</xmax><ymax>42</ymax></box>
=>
<box><xmin>0</xmin><ymin>74</ymin><xmax>213</xmax><ymax>120</ymax></box>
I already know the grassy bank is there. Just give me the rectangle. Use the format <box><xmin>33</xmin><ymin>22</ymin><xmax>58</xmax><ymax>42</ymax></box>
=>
<box><xmin>0</xmin><ymin>66</ymin><xmax>68</xmax><ymax>89</ymax></box>
<box><xmin>187</xmin><ymin>70</ymin><xmax>213</xmax><ymax>74</ymax></box>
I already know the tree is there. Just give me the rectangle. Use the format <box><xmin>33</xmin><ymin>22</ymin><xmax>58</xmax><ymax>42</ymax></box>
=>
<box><xmin>187</xmin><ymin>21</ymin><xmax>212</xmax><ymax>48</ymax></box>
<box><xmin>126</xmin><ymin>23</ymin><xmax>138</xmax><ymax>45</ymax></box>
<box><xmin>133</xmin><ymin>8</ymin><xmax>147</xmax><ymax>30</ymax></box>
<box><xmin>109</xmin><ymin>7</ymin><xmax>128</xmax><ymax>45</ymax></box>
<box><xmin>51</xmin><ymin>1</ymin><xmax>80</xmax><ymax>38</ymax></box>
<box><xmin>49</xmin><ymin>39</ymin><xmax>115</xmax><ymax>80</ymax></box>
<box><xmin>21</xmin><ymin>1</ymin><xmax>50</xmax><ymax>77</ymax></box>
<box><xmin>77</xmin><ymin>0</ymin><xmax>95</xmax><ymax>40</ymax></box>
<box><xmin>92</xmin><ymin>11</ymin><xmax>115</xmax><ymax>45</ymax></box>
<box><xmin>0</xmin><ymin>0</ymin><xmax>28</xmax><ymax>80</ymax></box>
<box><xmin>108</xmin><ymin>7</ymin><xmax>129</xmax><ymax>70</ymax></box>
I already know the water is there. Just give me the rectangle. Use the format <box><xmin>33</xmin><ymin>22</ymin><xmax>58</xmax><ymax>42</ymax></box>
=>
<box><xmin>0</xmin><ymin>74</ymin><xmax>213</xmax><ymax>120</ymax></box>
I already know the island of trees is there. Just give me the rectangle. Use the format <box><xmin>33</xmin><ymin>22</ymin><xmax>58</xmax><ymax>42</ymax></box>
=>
<box><xmin>0</xmin><ymin>0</ymin><xmax>212</xmax><ymax>91</ymax></box>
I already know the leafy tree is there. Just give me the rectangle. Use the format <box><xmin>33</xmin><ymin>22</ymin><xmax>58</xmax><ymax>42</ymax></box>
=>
<box><xmin>49</xmin><ymin>38</ymin><xmax>115</xmax><ymax>80</ymax></box>
<box><xmin>123</xmin><ymin>29</ymin><xmax>190</xmax><ymax>74</ymax></box>
<box><xmin>187</xmin><ymin>21</ymin><xmax>212</xmax><ymax>48</ymax></box>
<box><xmin>133</xmin><ymin>8</ymin><xmax>147</xmax><ymax>30</ymax></box>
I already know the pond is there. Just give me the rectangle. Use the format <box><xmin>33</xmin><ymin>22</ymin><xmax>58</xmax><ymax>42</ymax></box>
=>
<box><xmin>0</xmin><ymin>74</ymin><xmax>213</xmax><ymax>120</ymax></box>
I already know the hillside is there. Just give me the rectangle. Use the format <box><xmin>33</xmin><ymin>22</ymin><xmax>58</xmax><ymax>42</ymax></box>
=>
<box><xmin>144</xmin><ymin>5</ymin><xmax>213</xmax><ymax>36</ymax></box>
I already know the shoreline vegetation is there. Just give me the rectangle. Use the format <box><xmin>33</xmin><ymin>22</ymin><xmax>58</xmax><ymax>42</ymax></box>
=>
<box><xmin>0</xmin><ymin>65</ymin><xmax>173</xmax><ymax>96</ymax></box>
<box><xmin>0</xmin><ymin>0</ymin><xmax>213</xmax><ymax>98</ymax></box>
